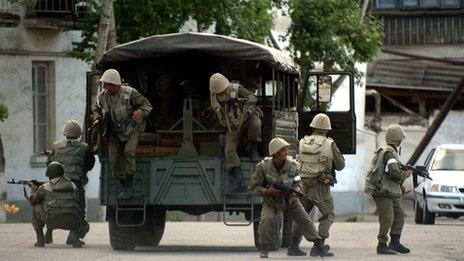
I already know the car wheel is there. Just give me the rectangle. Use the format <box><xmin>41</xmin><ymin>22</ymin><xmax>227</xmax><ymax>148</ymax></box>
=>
<box><xmin>422</xmin><ymin>194</ymin><xmax>436</xmax><ymax>225</ymax></box>
<box><xmin>414</xmin><ymin>200</ymin><xmax>424</xmax><ymax>224</ymax></box>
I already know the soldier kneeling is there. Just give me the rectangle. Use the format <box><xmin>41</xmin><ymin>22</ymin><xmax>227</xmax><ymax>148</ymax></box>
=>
<box><xmin>27</xmin><ymin>162</ymin><xmax>89</xmax><ymax>248</ymax></box>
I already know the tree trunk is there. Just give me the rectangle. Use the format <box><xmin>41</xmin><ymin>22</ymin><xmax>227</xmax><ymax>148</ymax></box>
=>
<box><xmin>93</xmin><ymin>0</ymin><xmax>112</xmax><ymax>67</ymax></box>
<box><xmin>107</xmin><ymin>0</ymin><xmax>117</xmax><ymax>50</ymax></box>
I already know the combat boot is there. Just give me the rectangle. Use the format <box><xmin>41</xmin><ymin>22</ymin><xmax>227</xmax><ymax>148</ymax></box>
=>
<box><xmin>66</xmin><ymin>231</ymin><xmax>85</xmax><ymax>246</ymax></box>
<box><xmin>67</xmin><ymin>231</ymin><xmax>84</xmax><ymax>248</ymax></box>
<box><xmin>44</xmin><ymin>228</ymin><xmax>53</xmax><ymax>244</ymax></box>
<box><xmin>34</xmin><ymin>229</ymin><xmax>45</xmax><ymax>247</ymax></box>
<box><xmin>118</xmin><ymin>176</ymin><xmax>134</xmax><ymax>199</ymax></box>
<box><xmin>228</xmin><ymin>167</ymin><xmax>241</xmax><ymax>193</ymax></box>
<box><xmin>310</xmin><ymin>238</ymin><xmax>330</xmax><ymax>257</ymax></box>
<box><xmin>377</xmin><ymin>242</ymin><xmax>397</xmax><ymax>255</ymax></box>
<box><xmin>388</xmin><ymin>234</ymin><xmax>410</xmax><ymax>254</ymax></box>
<box><xmin>287</xmin><ymin>236</ymin><xmax>307</xmax><ymax>256</ymax></box>
<box><xmin>310</xmin><ymin>238</ymin><xmax>334</xmax><ymax>257</ymax></box>
<box><xmin>260</xmin><ymin>244</ymin><xmax>269</xmax><ymax>258</ymax></box>
<box><xmin>249</xmin><ymin>142</ymin><xmax>259</xmax><ymax>161</ymax></box>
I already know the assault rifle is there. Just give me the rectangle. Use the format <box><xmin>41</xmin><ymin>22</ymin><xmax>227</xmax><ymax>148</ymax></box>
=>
<box><xmin>262</xmin><ymin>179</ymin><xmax>319</xmax><ymax>205</ymax></box>
<box><xmin>7</xmin><ymin>179</ymin><xmax>46</xmax><ymax>198</ymax></box>
<box><xmin>398</xmin><ymin>163</ymin><xmax>432</xmax><ymax>180</ymax></box>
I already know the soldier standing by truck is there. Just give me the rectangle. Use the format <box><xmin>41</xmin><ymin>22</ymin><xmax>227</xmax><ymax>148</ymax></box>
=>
<box><xmin>288</xmin><ymin>113</ymin><xmax>345</xmax><ymax>257</ymax></box>
<box><xmin>250</xmin><ymin>137</ymin><xmax>329</xmax><ymax>258</ymax></box>
<box><xmin>27</xmin><ymin>162</ymin><xmax>88</xmax><ymax>248</ymax></box>
<box><xmin>209</xmin><ymin>72</ymin><xmax>262</xmax><ymax>192</ymax></box>
<box><xmin>365</xmin><ymin>124</ymin><xmax>412</xmax><ymax>255</ymax></box>
<box><xmin>92</xmin><ymin>69</ymin><xmax>152</xmax><ymax>199</ymax></box>
<box><xmin>45</xmin><ymin>120</ymin><xmax>95</xmax><ymax>245</ymax></box>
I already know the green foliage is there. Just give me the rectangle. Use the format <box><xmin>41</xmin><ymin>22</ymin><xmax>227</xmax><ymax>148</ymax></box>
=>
<box><xmin>286</xmin><ymin>0</ymin><xmax>383</xmax><ymax>79</ymax></box>
<box><xmin>72</xmin><ymin>0</ymin><xmax>282</xmax><ymax>63</ymax></box>
<box><xmin>71</xmin><ymin>0</ymin><xmax>101</xmax><ymax>63</ymax></box>
<box><xmin>6</xmin><ymin>0</ymin><xmax>36</xmax><ymax>5</ymax></box>
<box><xmin>0</xmin><ymin>104</ymin><xmax>9</xmax><ymax>122</ymax></box>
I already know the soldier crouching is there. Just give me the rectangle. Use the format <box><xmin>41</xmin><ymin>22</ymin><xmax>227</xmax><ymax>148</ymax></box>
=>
<box><xmin>250</xmin><ymin>138</ymin><xmax>329</xmax><ymax>258</ymax></box>
<box><xmin>27</xmin><ymin>162</ymin><xmax>89</xmax><ymax>248</ymax></box>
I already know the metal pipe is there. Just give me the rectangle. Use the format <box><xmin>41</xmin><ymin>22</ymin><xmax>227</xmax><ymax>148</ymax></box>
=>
<box><xmin>365</xmin><ymin>89</ymin><xmax>382</xmax><ymax>133</ymax></box>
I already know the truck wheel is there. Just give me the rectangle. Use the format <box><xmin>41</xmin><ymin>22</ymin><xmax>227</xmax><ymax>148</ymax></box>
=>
<box><xmin>422</xmin><ymin>195</ymin><xmax>436</xmax><ymax>225</ymax></box>
<box><xmin>109</xmin><ymin>221</ymin><xmax>137</xmax><ymax>251</ymax></box>
<box><xmin>281</xmin><ymin>214</ymin><xmax>292</xmax><ymax>248</ymax></box>
<box><xmin>414</xmin><ymin>200</ymin><xmax>424</xmax><ymax>224</ymax></box>
<box><xmin>253</xmin><ymin>211</ymin><xmax>283</xmax><ymax>251</ymax></box>
<box><xmin>137</xmin><ymin>209</ymin><xmax>166</xmax><ymax>246</ymax></box>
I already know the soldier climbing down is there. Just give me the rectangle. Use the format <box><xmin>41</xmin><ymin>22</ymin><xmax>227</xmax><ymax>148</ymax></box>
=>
<box><xmin>210</xmin><ymin>72</ymin><xmax>262</xmax><ymax>192</ymax></box>
<box><xmin>92</xmin><ymin>69</ymin><xmax>152</xmax><ymax>199</ymax></box>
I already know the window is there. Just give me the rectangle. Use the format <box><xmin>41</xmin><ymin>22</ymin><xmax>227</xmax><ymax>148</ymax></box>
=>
<box><xmin>432</xmin><ymin>149</ymin><xmax>464</xmax><ymax>171</ymax></box>
<box><xmin>421</xmin><ymin>0</ymin><xmax>440</xmax><ymax>7</ymax></box>
<box><xmin>441</xmin><ymin>0</ymin><xmax>460</xmax><ymax>8</ymax></box>
<box><xmin>402</xmin><ymin>0</ymin><xmax>419</xmax><ymax>8</ymax></box>
<box><xmin>32</xmin><ymin>61</ymin><xmax>55</xmax><ymax>155</ymax></box>
<box><xmin>376</xmin><ymin>0</ymin><xmax>397</xmax><ymax>8</ymax></box>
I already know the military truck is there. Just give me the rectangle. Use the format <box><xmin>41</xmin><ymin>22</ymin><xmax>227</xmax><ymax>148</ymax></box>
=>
<box><xmin>85</xmin><ymin>33</ymin><xmax>355</xmax><ymax>251</ymax></box>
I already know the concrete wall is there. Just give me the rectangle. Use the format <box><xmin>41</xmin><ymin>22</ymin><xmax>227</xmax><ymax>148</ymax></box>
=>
<box><xmin>0</xmin><ymin>23</ymin><xmax>101</xmax><ymax>222</ymax></box>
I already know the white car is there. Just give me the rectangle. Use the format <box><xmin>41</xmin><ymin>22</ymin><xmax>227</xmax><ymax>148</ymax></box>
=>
<box><xmin>413</xmin><ymin>144</ymin><xmax>464</xmax><ymax>224</ymax></box>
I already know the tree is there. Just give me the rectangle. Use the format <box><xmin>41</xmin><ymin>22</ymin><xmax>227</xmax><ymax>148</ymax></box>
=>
<box><xmin>285</xmin><ymin>0</ymin><xmax>383</xmax><ymax>93</ymax></box>
<box><xmin>72</xmin><ymin>0</ymin><xmax>282</xmax><ymax>64</ymax></box>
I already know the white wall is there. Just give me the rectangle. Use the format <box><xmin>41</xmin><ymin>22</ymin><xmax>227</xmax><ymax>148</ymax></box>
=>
<box><xmin>0</xmin><ymin>24</ymin><xmax>99</xmax><ymax>219</ymax></box>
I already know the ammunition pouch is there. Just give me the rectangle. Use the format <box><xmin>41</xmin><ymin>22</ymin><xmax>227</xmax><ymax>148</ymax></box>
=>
<box><xmin>110</xmin><ymin>118</ymin><xmax>126</xmax><ymax>133</ymax></box>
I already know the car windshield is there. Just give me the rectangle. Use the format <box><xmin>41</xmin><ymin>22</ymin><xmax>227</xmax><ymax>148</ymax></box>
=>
<box><xmin>431</xmin><ymin>149</ymin><xmax>464</xmax><ymax>171</ymax></box>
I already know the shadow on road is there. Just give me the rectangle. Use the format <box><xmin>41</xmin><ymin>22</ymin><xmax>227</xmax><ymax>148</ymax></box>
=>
<box><xmin>136</xmin><ymin>245</ymin><xmax>257</xmax><ymax>253</ymax></box>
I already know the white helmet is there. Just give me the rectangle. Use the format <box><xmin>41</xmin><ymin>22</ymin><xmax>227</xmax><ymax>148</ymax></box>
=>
<box><xmin>100</xmin><ymin>69</ymin><xmax>122</xmax><ymax>85</ymax></box>
<box><xmin>310</xmin><ymin>113</ymin><xmax>331</xmax><ymax>130</ymax></box>
<box><xmin>269</xmin><ymin>137</ymin><xmax>290</xmax><ymax>156</ymax></box>
<box><xmin>209</xmin><ymin>73</ymin><xmax>229</xmax><ymax>94</ymax></box>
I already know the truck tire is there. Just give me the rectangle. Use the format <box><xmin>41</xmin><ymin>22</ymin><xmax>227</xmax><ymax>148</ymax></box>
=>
<box><xmin>414</xmin><ymin>200</ymin><xmax>424</xmax><ymax>224</ymax></box>
<box><xmin>422</xmin><ymin>194</ymin><xmax>436</xmax><ymax>225</ymax></box>
<box><xmin>137</xmin><ymin>209</ymin><xmax>166</xmax><ymax>246</ymax></box>
<box><xmin>253</xmin><ymin>211</ymin><xmax>283</xmax><ymax>251</ymax></box>
<box><xmin>109</xmin><ymin>221</ymin><xmax>137</xmax><ymax>251</ymax></box>
<box><xmin>281</xmin><ymin>214</ymin><xmax>293</xmax><ymax>248</ymax></box>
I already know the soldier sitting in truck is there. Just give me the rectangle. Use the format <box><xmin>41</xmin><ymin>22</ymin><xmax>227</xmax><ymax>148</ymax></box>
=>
<box><xmin>209</xmin><ymin>72</ymin><xmax>263</xmax><ymax>192</ymax></box>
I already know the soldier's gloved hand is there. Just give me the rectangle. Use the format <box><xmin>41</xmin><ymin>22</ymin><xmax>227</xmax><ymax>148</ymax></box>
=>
<box><xmin>92</xmin><ymin>113</ymin><xmax>102</xmax><ymax>123</ymax></box>
<box><xmin>132</xmin><ymin>109</ymin><xmax>143</xmax><ymax>121</ymax></box>
<box><xmin>265</xmin><ymin>185</ymin><xmax>281</xmax><ymax>197</ymax></box>
<box><xmin>406</xmin><ymin>169</ymin><xmax>413</xmax><ymax>177</ymax></box>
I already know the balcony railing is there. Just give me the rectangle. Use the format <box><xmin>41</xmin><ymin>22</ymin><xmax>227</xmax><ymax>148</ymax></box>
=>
<box><xmin>0</xmin><ymin>0</ymin><xmax>21</xmax><ymax>16</ymax></box>
<box><xmin>27</xmin><ymin>0</ymin><xmax>90</xmax><ymax>19</ymax></box>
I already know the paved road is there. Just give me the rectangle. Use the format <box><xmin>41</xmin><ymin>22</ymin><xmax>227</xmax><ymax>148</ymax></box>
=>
<box><xmin>1</xmin><ymin>216</ymin><xmax>463</xmax><ymax>261</ymax></box>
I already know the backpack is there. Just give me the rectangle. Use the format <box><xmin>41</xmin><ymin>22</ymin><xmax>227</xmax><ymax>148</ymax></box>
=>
<box><xmin>364</xmin><ymin>148</ymin><xmax>387</xmax><ymax>194</ymax></box>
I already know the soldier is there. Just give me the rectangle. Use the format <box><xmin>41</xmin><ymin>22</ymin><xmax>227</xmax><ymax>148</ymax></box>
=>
<box><xmin>250</xmin><ymin>137</ymin><xmax>329</xmax><ymax>258</ymax></box>
<box><xmin>27</xmin><ymin>162</ymin><xmax>88</xmax><ymax>248</ymax></box>
<box><xmin>46</xmin><ymin>120</ymin><xmax>95</xmax><ymax>244</ymax></box>
<box><xmin>210</xmin><ymin>73</ymin><xmax>262</xmax><ymax>192</ymax></box>
<box><xmin>365</xmin><ymin>124</ymin><xmax>412</xmax><ymax>255</ymax></box>
<box><xmin>92</xmin><ymin>69</ymin><xmax>153</xmax><ymax>199</ymax></box>
<box><xmin>288</xmin><ymin>113</ymin><xmax>345</xmax><ymax>257</ymax></box>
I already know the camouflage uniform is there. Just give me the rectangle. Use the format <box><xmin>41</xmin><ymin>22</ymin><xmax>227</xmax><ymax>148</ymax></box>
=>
<box><xmin>29</xmin><ymin>175</ymin><xmax>88</xmax><ymax>247</ymax></box>
<box><xmin>250</xmin><ymin>156</ymin><xmax>320</xmax><ymax>246</ymax></box>
<box><xmin>211</xmin><ymin>84</ymin><xmax>262</xmax><ymax>169</ymax></box>
<box><xmin>49</xmin><ymin>138</ymin><xmax>95</xmax><ymax>218</ymax></box>
<box><xmin>365</xmin><ymin>124</ymin><xmax>410</xmax><ymax>255</ymax></box>
<box><xmin>292</xmin><ymin>131</ymin><xmax>345</xmax><ymax>239</ymax></box>
<box><xmin>95</xmin><ymin>85</ymin><xmax>152</xmax><ymax>179</ymax></box>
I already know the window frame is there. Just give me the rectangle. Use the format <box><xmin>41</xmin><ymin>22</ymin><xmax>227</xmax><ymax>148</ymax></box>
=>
<box><xmin>31</xmin><ymin>61</ymin><xmax>55</xmax><ymax>156</ymax></box>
